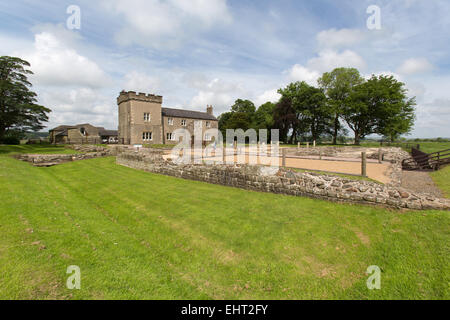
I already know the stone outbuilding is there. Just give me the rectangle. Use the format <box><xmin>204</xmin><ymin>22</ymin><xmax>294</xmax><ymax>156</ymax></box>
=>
<box><xmin>49</xmin><ymin>123</ymin><xmax>118</xmax><ymax>144</ymax></box>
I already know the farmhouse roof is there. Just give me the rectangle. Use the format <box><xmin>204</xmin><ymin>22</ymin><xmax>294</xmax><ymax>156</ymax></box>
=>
<box><xmin>162</xmin><ymin>107</ymin><xmax>217</xmax><ymax>121</ymax></box>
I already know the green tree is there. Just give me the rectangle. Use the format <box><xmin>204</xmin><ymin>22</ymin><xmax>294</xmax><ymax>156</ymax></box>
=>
<box><xmin>218</xmin><ymin>111</ymin><xmax>233</xmax><ymax>138</ymax></box>
<box><xmin>273</xmin><ymin>96</ymin><xmax>299</xmax><ymax>143</ymax></box>
<box><xmin>230</xmin><ymin>99</ymin><xmax>256</xmax><ymax>115</ymax></box>
<box><xmin>226</xmin><ymin>112</ymin><xmax>253</xmax><ymax>131</ymax></box>
<box><xmin>318</xmin><ymin>67</ymin><xmax>364</xmax><ymax>145</ymax></box>
<box><xmin>253</xmin><ymin>102</ymin><xmax>275</xmax><ymax>139</ymax></box>
<box><xmin>218</xmin><ymin>99</ymin><xmax>256</xmax><ymax>139</ymax></box>
<box><xmin>278</xmin><ymin>82</ymin><xmax>332</xmax><ymax>143</ymax></box>
<box><xmin>343</xmin><ymin>75</ymin><xmax>416</xmax><ymax>145</ymax></box>
<box><xmin>0</xmin><ymin>56</ymin><xmax>50</xmax><ymax>142</ymax></box>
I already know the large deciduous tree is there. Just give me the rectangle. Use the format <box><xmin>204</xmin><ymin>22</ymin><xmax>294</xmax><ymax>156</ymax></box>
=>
<box><xmin>318</xmin><ymin>67</ymin><xmax>364</xmax><ymax>145</ymax></box>
<box><xmin>218</xmin><ymin>99</ymin><xmax>256</xmax><ymax>138</ymax></box>
<box><xmin>273</xmin><ymin>96</ymin><xmax>298</xmax><ymax>143</ymax></box>
<box><xmin>0</xmin><ymin>56</ymin><xmax>50</xmax><ymax>142</ymax></box>
<box><xmin>343</xmin><ymin>75</ymin><xmax>416</xmax><ymax>145</ymax></box>
<box><xmin>277</xmin><ymin>81</ymin><xmax>332</xmax><ymax>143</ymax></box>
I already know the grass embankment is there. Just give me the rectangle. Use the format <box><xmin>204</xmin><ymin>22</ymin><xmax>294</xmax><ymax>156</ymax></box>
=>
<box><xmin>0</xmin><ymin>145</ymin><xmax>448</xmax><ymax>299</ymax></box>
<box><xmin>415</xmin><ymin>142</ymin><xmax>450</xmax><ymax>154</ymax></box>
<box><xmin>0</xmin><ymin>145</ymin><xmax>80</xmax><ymax>155</ymax></box>
<box><xmin>430</xmin><ymin>166</ymin><xmax>450</xmax><ymax>198</ymax></box>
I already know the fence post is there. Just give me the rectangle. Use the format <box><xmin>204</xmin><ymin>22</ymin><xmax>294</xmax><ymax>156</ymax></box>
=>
<box><xmin>223</xmin><ymin>146</ymin><xmax>226</xmax><ymax>164</ymax></box>
<box><xmin>298</xmin><ymin>142</ymin><xmax>300</xmax><ymax>151</ymax></box>
<box><xmin>282</xmin><ymin>148</ymin><xmax>286</xmax><ymax>167</ymax></box>
<box><xmin>306</xmin><ymin>142</ymin><xmax>310</xmax><ymax>149</ymax></box>
<box><xmin>319</xmin><ymin>151</ymin><xmax>322</xmax><ymax>160</ymax></box>
<box><xmin>313</xmin><ymin>140</ymin><xmax>316</xmax><ymax>148</ymax></box>
<box><xmin>361</xmin><ymin>152</ymin><xmax>367</xmax><ymax>177</ymax></box>
<box><xmin>378</xmin><ymin>149</ymin><xmax>383</xmax><ymax>164</ymax></box>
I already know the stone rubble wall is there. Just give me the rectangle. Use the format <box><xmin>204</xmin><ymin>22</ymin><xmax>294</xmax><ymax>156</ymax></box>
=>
<box><xmin>66</xmin><ymin>145</ymin><xmax>112</xmax><ymax>153</ymax></box>
<box><xmin>15</xmin><ymin>151</ymin><xmax>112</xmax><ymax>166</ymax></box>
<box><xmin>116</xmin><ymin>150</ymin><xmax>450</xmax><ymax>211</ymax></box>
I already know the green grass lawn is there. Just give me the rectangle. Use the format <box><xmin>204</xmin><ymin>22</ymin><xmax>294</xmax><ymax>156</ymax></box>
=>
<box><xmin>0</xmin><ymin>146</ymin><xmax>449</xmax><ymax>300</ymax></box>
<box><xmin>430</xmin><ymin>166</ymin><xmax>450</xmax><ymax>198</ymax></box>
<box><xmin>414</xmin><ymin>142</ymin><xmax>450</xmax><ymax>154</ymax></box>
<box><xmin>0</xmin><ymin>144</ymin><xmax>80</xmax><ymax>155</ymax></box>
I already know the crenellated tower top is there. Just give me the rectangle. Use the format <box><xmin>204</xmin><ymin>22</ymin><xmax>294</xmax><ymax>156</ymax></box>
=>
<box><xmin>117</xmin><ymin>91</ymin><xmax>163</xmax><ymax>105</ymax></box>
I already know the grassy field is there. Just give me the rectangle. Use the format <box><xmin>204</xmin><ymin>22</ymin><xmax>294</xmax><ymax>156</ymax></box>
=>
<box><xmin>430</xmin><ymin>165</ymin><xmax>450</xmax><ymax>198</ymax></box>
<box><xmin>0</xmin><ymin>144</ymin><xmax>80</xmax><ymax>155</ymax></box>
<box><xmin>0</xmin><ymin>145</ymin><xmax>449</xmax><ymax>300</ymax></box>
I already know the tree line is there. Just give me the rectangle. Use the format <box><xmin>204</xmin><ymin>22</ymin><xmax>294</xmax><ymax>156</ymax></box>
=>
<box><xmin>219</xmin><ymin>67</ymin><xmax>416</xmax><ymax>145</ymax></box>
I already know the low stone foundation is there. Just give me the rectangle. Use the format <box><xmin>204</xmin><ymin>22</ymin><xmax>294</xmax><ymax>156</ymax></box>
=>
<box><xmin>15</xmin><ymin>151</ymin><xmax>112</xmax><ymax>167</ymax></box>
<box><xmin>117</xmin><ymin>151</ymin><xmax>450</xmax><ymax>211</ymax></box>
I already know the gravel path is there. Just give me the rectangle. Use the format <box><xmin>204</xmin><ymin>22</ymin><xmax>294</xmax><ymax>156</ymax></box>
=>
<box><xmin>401</xmin><ymin>171</ymin><xmax>443</xmax><ymax>197</ymax></box>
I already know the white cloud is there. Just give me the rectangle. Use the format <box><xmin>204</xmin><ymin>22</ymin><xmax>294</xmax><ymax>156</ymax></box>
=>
<box><xmin>288</xmin><ymin>64</ymin><xmax>320</xmax><ymax>85</ymax></box>
<box><xmin>286</xmin><ymin>49</ymin><xmax>366</xmax><ymax>86</ymax></box>
<box><xmin>317</xmin><ymin>28</ymin><xmax>366</xmax><ymax>48</ymax></box>
<box><xmin>24</xmin><ymin>32</ymin><xmax>110</xmax><ymax>88</ymax></box>
<box><xmin>104</xmin><ymin>0</ymin><xmax>232</xmax><ymax>49</ymax></box>
<box><xmin>190</xmin><ymin>78</ymin><xmax>246</xmax><ymax>113</ymax></box>
<box><xmin>397</xmin><ymin>58</ymin><xmax>433</xmax><ymax>75</ymax></box>
<box><xmin>306</xmin><ymin>49</ymin><xmax>366</xmax><ymax>73</ymax></box>
<box><xmin>254</xmin><ymin>89</ymin><xmax>281</xmax><ymax>106</ymax></box>
<box><xmin>40</xmin><ymin>87</ymin><xmax>117</xmax><ymax>130</ymax></box>
<box><xmin>415</xmin><ymin>99</ymin><xmax>450</xmax><ymax>135</ymax></box>
<box><xmin>365</xmin><ymin>71</ymin><xmax>402</xmax><ymax>81</ymax></box>
<box><xmin>122</xmin><ymin>71</ymin><xmax>162</xmax><ymax>93</ymax></box>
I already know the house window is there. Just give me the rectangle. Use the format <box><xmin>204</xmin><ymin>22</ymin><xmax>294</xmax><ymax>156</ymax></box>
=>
<box><xmin>144</xmin><ymin>113</ymin><xmax>151</xmax><ymax>122</ymax></box>
<box><xmin>206</xmin><ymin>121</ymin><xmax>211</xmax><ymax>128</ymax></box>
<box><xmin>181</xmin><ymin>119</ymin><xmax>187</xmax><ymax>127</ymax></box>
<box><xmin>204</xmin><ymin>134</ymin><xmax>211</xmax><ymax>141</ymax></box>
<box><xmin>167</xmin><ymin>132</ymin><xmax>174</xmax><ymax>141</ymax></box>
<box><xmin>142</xmin><ymin>132</ymin><xmax>152</xmax><ymax>141</ymax></box>
<box><xmin>168</xmin><ymin>118</ymin><xmax>174</xmax><ymax>125</ymax></box>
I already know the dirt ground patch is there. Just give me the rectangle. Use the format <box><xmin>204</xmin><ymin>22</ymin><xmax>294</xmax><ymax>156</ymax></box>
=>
<box><xmin>401</xmin><ymin>171</ymin><xmax>443</xmax><ymax>197</ymax></box>
<box><xmin>163</xmin><ymin>150</ymin><xmax>393</xmax><ymax>184</ymax></box>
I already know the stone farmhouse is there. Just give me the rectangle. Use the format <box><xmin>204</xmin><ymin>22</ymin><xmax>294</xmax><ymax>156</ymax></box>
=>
<box><xmin>117</xmin><ymin>91</ymin><xmax>218</xmax><ymax>145</ymax></box>
<box><xmin>49</xmin><ymin>124</ymin><xmax>118</xmax><ymax>144</ymax></box>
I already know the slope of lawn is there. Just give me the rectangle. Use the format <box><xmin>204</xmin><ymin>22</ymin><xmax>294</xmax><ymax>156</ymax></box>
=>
<box><xmin>0</xmin><ymin>144</ymin><xmax>80</xmax><ymax>155</ymax></box>
<box><xmin>0</xmin><ymin>146</ymin><xmax>448</xmax><ymax>300</ymax></box>
<box><xmin>430</xmin><ymin>166</ymin><xmax>450</xmax><ymax>198</ymax></box>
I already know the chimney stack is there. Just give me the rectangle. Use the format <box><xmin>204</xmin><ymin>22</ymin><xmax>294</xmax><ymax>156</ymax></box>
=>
<box><xmin>206</xmin><ymin>105</ymin><xmax>213</xmax><ymax>115</ymax></box>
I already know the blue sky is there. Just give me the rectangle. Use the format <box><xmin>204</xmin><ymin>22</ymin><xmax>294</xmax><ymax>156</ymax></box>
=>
<box><xmin>0</xmin><ymin>0</ymin><xmax>449</xmax><ymax>137</ymax></box>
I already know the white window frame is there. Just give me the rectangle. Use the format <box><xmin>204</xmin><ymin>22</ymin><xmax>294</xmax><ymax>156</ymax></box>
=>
<box><xmin>181</xmin><ymin>119</ymin><xmax>187</xmax><ymax>127</ymax></box>
<box><xmin>168</xmin><ymin>118</ymin><xmax>174</xmax><ymax>126</ymax></box>
<box><xmin>206</xmin><ymin>121</ymin><xmax>211</xmax><ymax>128</ymax></box>
<box><xmin>142</xmin><ymin>132</ymin><xmax>152</xmax><ymax>141</ymax></box>
<box><xmin>204</xmin><ymin>134</ymin><xmax>211</xmax><ymax>141</ymax></box>
<box><xmin>167</xmin><ymin>132</ymin><xmax>174</xmax><ymax>141</ymax></box>
<box><xmin>144</xmin><ymin>113</ymin><xmax>151</xmax><ymax>122</ymax></box>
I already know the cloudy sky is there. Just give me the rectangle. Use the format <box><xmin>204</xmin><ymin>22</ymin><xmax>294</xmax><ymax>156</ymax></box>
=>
<box><xmin>0</xmin><ymin>0</ymin><xmax>449</xmax><ymax>137</ymax></box>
